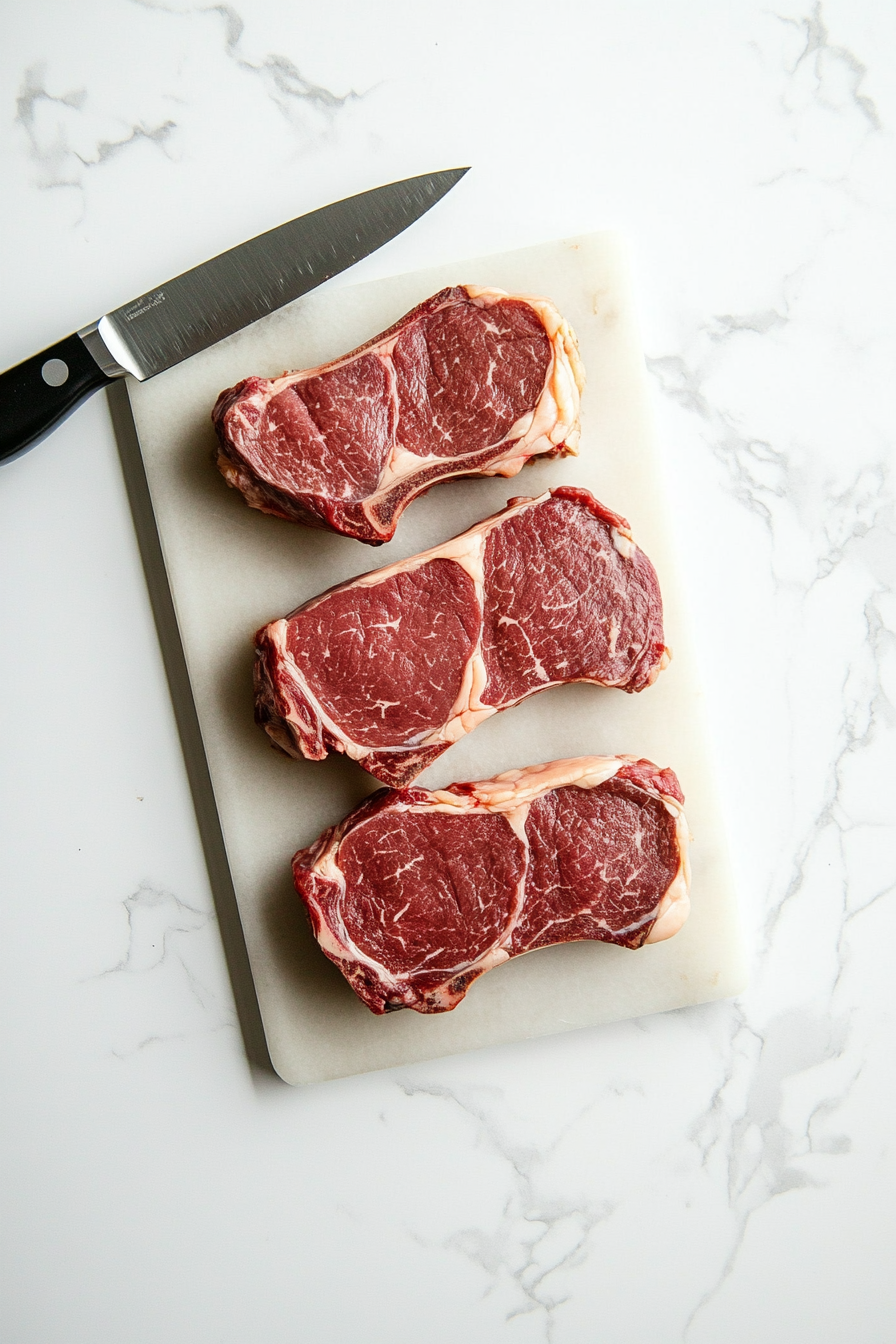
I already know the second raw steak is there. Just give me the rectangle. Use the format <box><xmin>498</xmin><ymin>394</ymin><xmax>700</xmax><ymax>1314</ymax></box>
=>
<box><xmin>254</xmin><ymin>487</ymin><xmax>670</xmax><ymax>786</ymax></box>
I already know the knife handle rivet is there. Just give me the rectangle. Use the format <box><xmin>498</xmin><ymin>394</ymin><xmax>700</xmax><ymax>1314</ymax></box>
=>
<box><xmin>41</xmin><ymin>358</ymin><xmax>70</xmax><ymax>388</ymax></box>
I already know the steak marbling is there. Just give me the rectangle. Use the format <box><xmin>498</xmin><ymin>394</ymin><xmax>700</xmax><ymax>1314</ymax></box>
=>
<box><xmin>213</xmin><ymin>286</ymin><xmax>585</xmax><ymax>543</ymax></box>
<box><xmin>254</xmin><ymin>487</ymin><xmax>670</xmax><ymax>786</ymax></box>
<box><xmin>293</xmin><ymin>755</ymin><xmax>691</xmax><ymax>1014</ymax></box>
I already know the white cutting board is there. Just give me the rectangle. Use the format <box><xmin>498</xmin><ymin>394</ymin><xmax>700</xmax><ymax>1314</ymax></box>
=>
<box><xmin>121</xmin><ymin>233</ymin><xmax>746</xmax><ymax>1085</ymax></box>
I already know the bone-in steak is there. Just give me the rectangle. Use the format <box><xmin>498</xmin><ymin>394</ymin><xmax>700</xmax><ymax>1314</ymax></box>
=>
<box><xmin>293</xmin><ymin>756</ymin><xmax>690</xmax><ymax>1014</ymax></box>
<box><xmin>254</xmin><ymin>487</ymin><xmax>670</xmax><ymax>786</ymax></box>
<box><xmin>212</xmin><ymin>286</ymin><xmax>585</xmax><ymax>543</ymax></box>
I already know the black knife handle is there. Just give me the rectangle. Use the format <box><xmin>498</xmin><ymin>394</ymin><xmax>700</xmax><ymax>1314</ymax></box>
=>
<box><xmin>0</xmin><ymin>333</ymin><xmax>116</xmax><ymax>464</ymax></box>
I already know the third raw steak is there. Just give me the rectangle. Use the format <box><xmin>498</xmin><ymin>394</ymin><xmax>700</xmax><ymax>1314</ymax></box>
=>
<box><xmin>254</xmin><ymin>487</ymin><xmax>670</xmax><ymax>786</ymax></box>
<box><xmin>293</xmin><ymin>755</ymin><xmax>690</xmax><ymax>1013</ymax></box>
<box><xmin>212</xmin><ymin>286</ymin><xmax>584</xmax><ymax>543</ymax></box>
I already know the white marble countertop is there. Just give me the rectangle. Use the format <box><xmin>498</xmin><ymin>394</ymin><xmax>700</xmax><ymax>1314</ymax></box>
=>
<box><xmin>1</xmin><ymin>2</ymin><xmax>894</xmax><ymax>1340</ymax></box>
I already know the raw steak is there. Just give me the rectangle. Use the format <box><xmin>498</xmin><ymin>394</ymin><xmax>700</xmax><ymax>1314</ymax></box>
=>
<box><xmin>293</xmin><ymin>755</ymin><xmax>691</xmax><ymax>1014</ymax></box>
<box><xmin>255</xmin><ymin>487</ymin><xmax>670</xmax><ymax>787</ymax></box>
<box><xmin>212</xmin><ymin>286</ymin><xmax>585</xmax><ymax>544</ymax></box>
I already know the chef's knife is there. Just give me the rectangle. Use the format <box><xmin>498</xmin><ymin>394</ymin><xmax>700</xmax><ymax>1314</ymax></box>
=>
<box><xmin>0</xmin><ymin>168</ymin><xmax>469</xmax><ymax>464</ymax></box>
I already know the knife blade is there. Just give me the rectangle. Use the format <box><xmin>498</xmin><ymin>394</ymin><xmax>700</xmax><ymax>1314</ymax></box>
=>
<box><xmin>0</xmin><ymin>168</ymin><xmax>469</xmax><ymax>464</ymax></box>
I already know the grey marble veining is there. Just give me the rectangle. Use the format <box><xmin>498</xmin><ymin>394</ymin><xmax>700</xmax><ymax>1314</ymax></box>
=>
<box><xmin>130</xmin><ymin>0</ymin><xmax>364</xmax><ymax>126</ymax></box>
<box><xmin>15</xmin><ymin>62</ymin><xmax>178</xmax><ymax>194</ymax></box>
<box><xmin>1</xmin><ymin>1</ymin><xmax>894</xmax><ymax>1341</ymax></box>
<box><xmin>85</xmin><ymin>880</ymin><xmax>238</xmax><ymax>1058</ymax></box>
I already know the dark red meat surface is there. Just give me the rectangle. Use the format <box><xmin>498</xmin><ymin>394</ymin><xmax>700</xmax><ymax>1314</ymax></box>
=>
<box><xmin>337</xmin><ymin>811</ymin><xmax>524</xmax><ymax>977</ymax></box>
<box><xmin>513</xmin><ymin>780</ymin><xmax>681</xmax><ymax>953</ymax></box>
<box><xmin>286</xmin><ymin>559</ymin><xmax>480</xmax><ymax>748</ymax></box>
<box><xmin>480</xmin><ymin>493</ymin><xmax>665</xmax><ymax>705</ymax></box>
